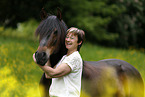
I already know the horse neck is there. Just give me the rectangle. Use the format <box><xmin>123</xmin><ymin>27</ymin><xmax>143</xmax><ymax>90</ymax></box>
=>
<box><xmin>49</xmin><ymin>50</ymin><xmax>67</xmax><ymax>67</ymax></box>
<box><xmin>49</xmin><ymin>43</ymin><xmax>67</xmax><ymax>68</ymax></box>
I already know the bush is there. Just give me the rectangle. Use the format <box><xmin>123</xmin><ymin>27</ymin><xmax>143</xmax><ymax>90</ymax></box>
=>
<box><xmin>0</xmin><ymin>19</ymin><xmax>38</xmax><ymax>40</ymax></box>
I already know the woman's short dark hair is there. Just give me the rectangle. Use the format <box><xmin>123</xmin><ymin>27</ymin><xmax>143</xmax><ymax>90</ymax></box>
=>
<box><xmin>67</xmin><ymin>27</ymin><xmax>85</xmax><ymax>51</ymax></box>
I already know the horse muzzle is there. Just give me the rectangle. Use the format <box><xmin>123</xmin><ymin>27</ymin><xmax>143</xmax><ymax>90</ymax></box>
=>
<box><xmin>35</xmin><ymin>51</ymin><xmax>49</xmax><ymax>66</ymax></box>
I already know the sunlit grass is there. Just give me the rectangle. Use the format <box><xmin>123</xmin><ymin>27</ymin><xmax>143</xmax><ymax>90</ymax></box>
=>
<box><xmin>80</xmin><ymin>42</ymin><xmax>145</xmax><ymax>79</ymax></box>
<box><xmin>0</xmin><ymin>36</ymin><xmax>144</xmax><ymax>97</ymax></box>
<box><xmin>0</xmin><ymin>36</ymin><xmax>42</xmax><ymax>97</ymax></box>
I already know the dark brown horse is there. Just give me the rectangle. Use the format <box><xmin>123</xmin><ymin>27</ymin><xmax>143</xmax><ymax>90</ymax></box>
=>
<box><xmin>34</xmin><ymin>8</ymin><xmax>144</xmax><ymax>97</ymax></box>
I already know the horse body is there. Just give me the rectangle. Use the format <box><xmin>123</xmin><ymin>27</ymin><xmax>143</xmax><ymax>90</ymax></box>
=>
<box><xmin>82</xmin><ymin>59</ymin><xmax>144</xmax><ymax>97</ymax></box>
<box><xmin>34</xmin><ymin>9</ymin><xmax>144</xmax><ymax>97</ymax></box>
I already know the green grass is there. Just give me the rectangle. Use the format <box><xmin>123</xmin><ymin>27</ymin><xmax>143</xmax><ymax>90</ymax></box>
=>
<box><xmin>0</xmin><ymin>36</ymin><xmax>42</xmax><ymax>97</ymax></box>
<box><xmin>0</xmin><ymin>19</ymin><xmax>145</xmax><ymax>96</ymax></box>
<box><xmin>81</xmin><ymin>42</ymin><xmax>145</xmax><ymax>72</ymax></box>
<box><xmin>0</xmin><ymin>36</ymin><xmax>144</xmax><ymax>97</ymax></box>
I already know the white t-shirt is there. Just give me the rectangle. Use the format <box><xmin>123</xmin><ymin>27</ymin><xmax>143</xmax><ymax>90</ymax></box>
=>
<box><xmin>49</xmin><ymin>51</ymin><xmax>83</xmax><ymax>97</ymax></box>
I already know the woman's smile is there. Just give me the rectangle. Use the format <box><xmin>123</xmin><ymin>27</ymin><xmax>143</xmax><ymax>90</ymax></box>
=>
<box><xmin>65</xmin><ymin>33</ymin><xmax>79</xmax><ymax>53</ymax></box>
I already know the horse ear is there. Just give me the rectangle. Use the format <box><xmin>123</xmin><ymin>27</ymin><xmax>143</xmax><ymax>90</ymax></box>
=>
<box><xmin>40</xmin><ymin>7</ymin><xmax>48</xmax><ymax>20</ymax></box>
<box><xmin>57</xmin><ymin>7</ymin><xmax>62</xmax><ymax>21</ymax></box>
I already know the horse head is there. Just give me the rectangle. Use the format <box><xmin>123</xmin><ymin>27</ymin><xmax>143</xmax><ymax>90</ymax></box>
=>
<box><xmin>35</xmin><ymin>8</ymin><xmax>68</xmax><ymax>67</ymax></box>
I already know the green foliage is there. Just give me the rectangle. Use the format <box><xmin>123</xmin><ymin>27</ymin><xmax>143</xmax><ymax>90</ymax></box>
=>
<box><xmin>43</xmin><ymin>0</ymin><xmax>124</xmax><ymax>45</ymax></box>
<box><xmin>0</xmin><ymin>0</ymin><xmax>44</xmax><ymax>27</ymax></box>
<box><xmin>109</xmin><ymin>0</ymin><xmax>145</xmax><ymax>48</ymax></box>
<box><xmin>44</xmin><ymin>0</ymin><xmax>145</xmax><ymax>48</ymax></box>
<box><xmin>0</xmin><ymin>19</ymin><xmax>38</xmax><ymax>40</ymax></box>
<box><xmin>0</xmin><ymin>0</ymin><xmax>145</xmax><ymax>48</ymax></box>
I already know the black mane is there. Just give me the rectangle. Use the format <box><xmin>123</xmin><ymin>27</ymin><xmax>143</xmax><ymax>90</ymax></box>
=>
<box><xmin>35</xmin><ymin>15</ymin><xmax>68</xmax><ymax>67</ymax></box>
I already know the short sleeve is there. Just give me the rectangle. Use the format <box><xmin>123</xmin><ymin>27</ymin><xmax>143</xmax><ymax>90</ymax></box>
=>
<box><xmin>62</xmin><ymin>56</ymin><xmax>80</xmax><ymax>71</ymax></box>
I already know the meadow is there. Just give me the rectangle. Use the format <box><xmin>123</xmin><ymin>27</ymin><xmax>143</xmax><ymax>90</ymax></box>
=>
<box><xmin>0</xmin><ymin>20</ymin><xmax>145</xmax><ymax>97</ymax></box>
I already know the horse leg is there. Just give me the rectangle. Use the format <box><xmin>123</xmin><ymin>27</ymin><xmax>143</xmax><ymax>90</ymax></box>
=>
<box><xmin>39</xmin><ymin>73</ymin><xmax>51</xmax><ymax>97</ymax></box>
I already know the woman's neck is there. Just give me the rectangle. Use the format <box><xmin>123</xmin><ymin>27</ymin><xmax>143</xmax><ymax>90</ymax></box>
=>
<box><xmin>67</xmin><ymin>49</ymin><xmax>77</xmax><ymax>56</ymax></box>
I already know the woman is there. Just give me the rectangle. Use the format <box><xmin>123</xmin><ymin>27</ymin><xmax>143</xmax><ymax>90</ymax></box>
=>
<box><xmin>33</xmin><ymin>27</ymin><xmax>85</xmax><ymax>97</ymax></box>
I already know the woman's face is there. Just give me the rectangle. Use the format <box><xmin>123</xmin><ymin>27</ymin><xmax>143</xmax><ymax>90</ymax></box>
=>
<box><xmin>65</xmin><ymin>33</ymin><xmax>79</xmax><ymax>51</ymax></box>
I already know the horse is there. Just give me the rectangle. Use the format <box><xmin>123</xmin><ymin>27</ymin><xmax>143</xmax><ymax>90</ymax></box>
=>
<box><xmin>34</xmin><ymin>8</ymin><xmax>144</xmax><ymax>97</ymax></box>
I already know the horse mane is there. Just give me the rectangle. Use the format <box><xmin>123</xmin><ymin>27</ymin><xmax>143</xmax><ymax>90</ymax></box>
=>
<box><xmin>35</xmin><ymin>14</ymin><xmax>68</xmax><ymax>67</ymax></box>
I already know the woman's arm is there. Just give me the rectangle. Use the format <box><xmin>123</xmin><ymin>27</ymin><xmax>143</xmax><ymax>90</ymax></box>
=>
<box><xmin>39</xmin><ymin>63</ymin><xmax>71</xmax><ymax>78</ymax></box>
<box><xmin>33</xmin><ymin>53</ymin><xmax>71</xmax><ymax>78</ymax></box>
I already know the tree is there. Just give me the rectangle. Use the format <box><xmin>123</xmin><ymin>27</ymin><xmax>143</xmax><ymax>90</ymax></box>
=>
<box><xmin>0</xmin><ymin>0</ymin><xmax>47</xmax><ymax>27</ymax></box>
<box><xmin>0</xmin><ymin>0</ymin><xmax>145</xmax><ymax>48</ymax></box>
<box><xmin>108</xmin><ymin>0</ymin><xmax>145</xmax><ymax>48</ymax></box>
<box><xmin>44</xmin><ymin>0</ymin><xmax>124</xmax><ymax>46</ymax></box>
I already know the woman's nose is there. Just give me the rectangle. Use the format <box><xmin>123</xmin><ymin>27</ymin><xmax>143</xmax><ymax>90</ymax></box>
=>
<box><xmin>66</xmin><ymin>37</ymin><xmax>70</xmax><ymax>41</ymax></box>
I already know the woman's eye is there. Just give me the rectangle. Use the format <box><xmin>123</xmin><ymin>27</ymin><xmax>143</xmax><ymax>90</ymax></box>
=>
<box><xmin>66</xmin><ymin>35</ymin><xmax>74</xmax><ymax>39</ymax></box>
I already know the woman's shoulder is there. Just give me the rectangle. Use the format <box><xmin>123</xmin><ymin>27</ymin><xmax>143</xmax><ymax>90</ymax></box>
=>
<box><xmin>68</xmin><ymin>51</ymin><xmax>81</xmax><ymax>57</ymax></box>
<box><xmin>67</xmin><ymin>51</ymin><xmax>82</xmax><ymax>62</ymax></box>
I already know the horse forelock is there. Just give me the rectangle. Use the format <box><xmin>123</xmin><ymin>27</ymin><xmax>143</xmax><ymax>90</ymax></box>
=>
<box><xmin>35</xmin><ymin>16</ymin><xmax>56</xmax><ymax>40</ymax></box>
<box><xmin>35</xmin><ymin>15</ymin><xmax>68</xmax><ymax>54</ymax></box>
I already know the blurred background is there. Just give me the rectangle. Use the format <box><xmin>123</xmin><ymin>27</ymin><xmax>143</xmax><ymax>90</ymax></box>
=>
<box><xmin>0</xmin><ymin>0</ymin><xmax>145</xmax><ymax>97</ymax></box>
<box><xmin>0</xmin><ymin>0</ymin><xmax>145</xmax><ymax>49</ymax></box>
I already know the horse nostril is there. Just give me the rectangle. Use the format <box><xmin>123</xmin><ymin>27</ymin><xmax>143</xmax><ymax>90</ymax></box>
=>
<box><xmin>35</xmin><ymin>51</ymin><xmax>46</xmax><ymax>58</ymax></box>
<box><xmin>34</xmin><ymin>51</ymin><xmax>48</xmax><ymax>66</ymax></box>
<box><xmin>42</xmin><ymin>52</ymin><xmax>46</xmax><ymax>57</ymax></box>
